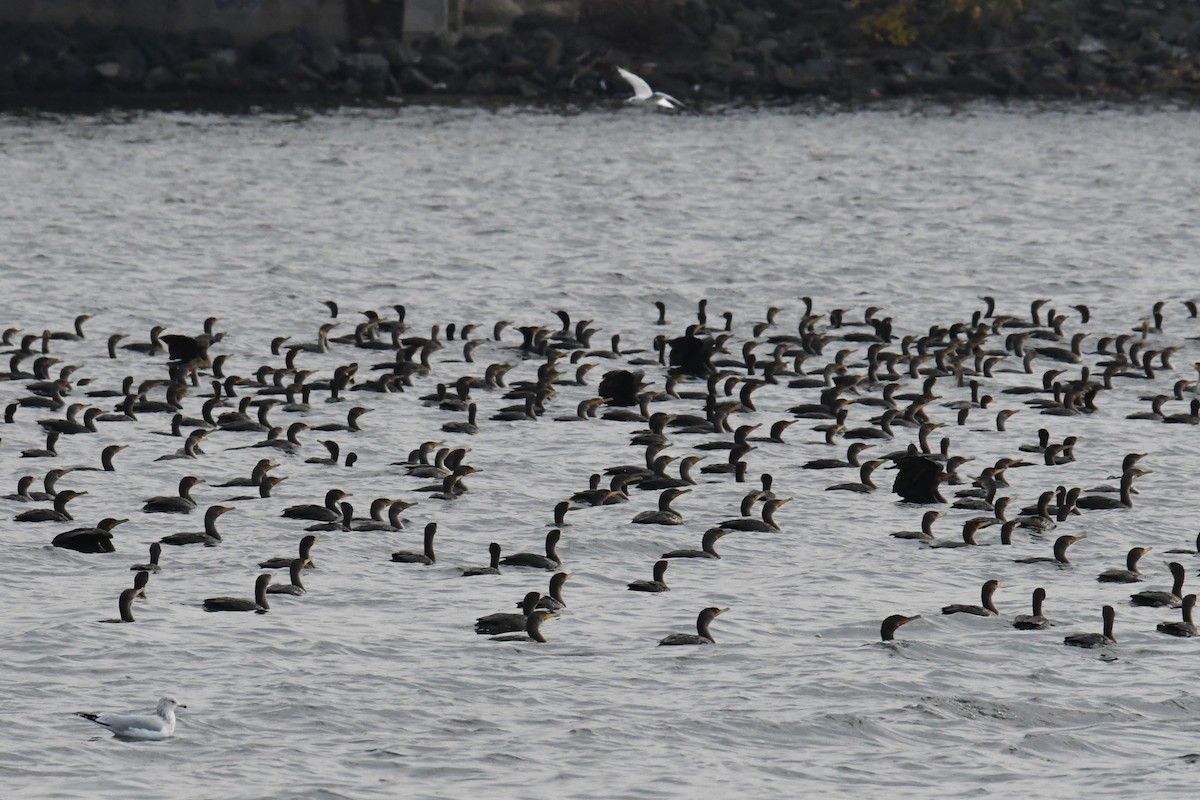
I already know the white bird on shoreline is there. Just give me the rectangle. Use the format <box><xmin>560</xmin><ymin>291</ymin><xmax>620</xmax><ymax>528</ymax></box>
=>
<box><xmin>76</xmin><ymin>697</ymin><xmax>185</xmax><ymax>740</ymax></box>
<box><xmin>616</xmin><ymin>66</ymin><xmax>684</xmax><ymax>110</ymax></box>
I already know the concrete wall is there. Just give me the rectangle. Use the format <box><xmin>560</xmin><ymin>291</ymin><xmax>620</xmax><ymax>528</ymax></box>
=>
<box><xmin>2</xmin><ymin>0</ymin><xmax>456</xmax><ymax>40</ymax></box>
<box><xmin>405</xmin><ymin>0</ymin><xmax>460</xmax><ymax>35</ymax></box>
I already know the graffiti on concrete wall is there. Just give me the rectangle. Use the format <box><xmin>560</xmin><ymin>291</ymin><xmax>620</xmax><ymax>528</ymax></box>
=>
<box><xmin>213</xmin><ymin>0</ymin><xmax>262</xmax><ymax>12</ymax></box>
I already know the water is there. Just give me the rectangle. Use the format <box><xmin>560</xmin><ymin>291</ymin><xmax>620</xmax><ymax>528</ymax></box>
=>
<box><xmin>2</xmin><ymin>101</ymin><xmax>1200</xmax><ymax>798</ymax></box>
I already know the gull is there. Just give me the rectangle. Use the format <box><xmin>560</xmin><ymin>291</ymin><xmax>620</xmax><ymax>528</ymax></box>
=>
<box><xmin>616</xmin><ymin>66</ymin><xmax>684</xmax><ymax>109</ymax></box>
<box><xmin>76</xmin><ymin>697</ymin><xmax>185</xmax><ymax>740</ymax></box>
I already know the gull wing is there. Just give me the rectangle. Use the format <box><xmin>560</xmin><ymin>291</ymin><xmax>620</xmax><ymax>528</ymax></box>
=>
<box><xmin>85</xmin><ymin>711</ymin><xmax>170</xmax><ymax>739</ymax></box>
<box><xmin>616</xmin><ymin>66</ymin><xmax>653</xmax><ymax>101</ymax></box>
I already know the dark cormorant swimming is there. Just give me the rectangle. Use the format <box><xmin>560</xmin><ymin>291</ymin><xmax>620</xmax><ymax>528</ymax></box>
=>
<box><xmin>1130</xmin><ymin>562</ymin><xmax>1186</xmax><ymax>607</ymax></box>
<box><xmin>1156</xmin><ymin>594</ymin><xmax>1197</xmax><ymax>637</ymax></box>
<box><xmin>536</xmin><ymin>572</ymin><xmax>570</xmax><ymax>611</ymax></box>
<box><xmin>880</xmin><ymin>614</ymin><xmax>920</xmax><ymax>642</ymax></box>
<box><xmin>391</xmin><ymin>522</ymin><xmax>437</xmax><ymax>565</ymax></box>
<box><xmin>15</xmin><ymin>489</ymin><xmax>86</xmax><ymax>523</ymax></box>
<box><xmin>266</xmin><ymin>559</ymin><xmax>307</xmax><ymax>596</ymax></box>
<box><xmin>98</xmin><ymin>587</ymin><xmax>142</xmax><ymax>623</ymax></box>
<box><xmin>282</xmin><ymin>489</ymin><xmax>350</xmax><ymax>522</ymax></box>
<box><xmin>462</xmin><ymin>542</ymin><xmax>502</xmax><ymax>576</ymax></box>
<box><xmin>475</xmin><ymin>591</ymin><xmax>542</xmax><ymax>635</ymax></box>
<box><xmin>260</xmin><ymin>535</ymin><xmax>320</xmax><ymax>570</ymax></box>
<box><xmin>1012</xmin><ymin>588</ymin><xmax>1049</xmax><ymax>630</ymax></box>
<box><xmin>659</xmin><ymin>607</ymin><xmax>727</xmax><ymax>645</ymax></box>
<box><xmin>52</xmin><ymin>517</ymin><xmax>126</xmax><ymax>553</ymax></box>
<box><xmin>500</xmin><ymin>529</ymin><xmax>562</xmax><ymax>570</ymax></box>
<box><xmin>663</xmin><ymin>528</ymin><xmax>728</xmax><ymax>559</ymax></box>
<box><xmin>203</xmin><ymin>573</ymin><xmax>272</xmax><ymax>613</ymax></box>
<box><xmin>142</xmin><ymin>476</ymin><xmax>204</xmax><ymax>514</ymax></box>
<box><xmin>1064</xmin><ymin>606</ymin><xmax>1116</xmax><ymax>648</ymax></box>
<box><xmin>627</xmin><ymin>560</ymin><xmax>670</xmax><ymax>592</ymax></box>
<box><xmin>490</xmin><ymin>610</ymin><xmax>556</xmax><ymax>643</ymax></box>
<box><xmin>160</xmin><ymin>505</ymin><xmax>234</xmax><ymax>547</ymax></box>
<box><xmin>941</xmin><ymin>579</ymin><xmax>1000</xmax><ymax>616</ymax></box>
<box><xmin>1097</xmin><ymin>546</ymin><xmax>1151</xmax><ymax>583</ymax></box>
<box><xmin>131</xmin><ymin>542</ymin><xmax>162</xmax><ymax>572</ymax></box>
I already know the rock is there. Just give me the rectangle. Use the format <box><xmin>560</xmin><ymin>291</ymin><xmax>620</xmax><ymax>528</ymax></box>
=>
<box><xmin>837</xmin><ymin>57</ymin><xmax>877</xmax><ymax>92</ymax></box>
<box><xmin>399</xmin><ymin>65</ymin><xmax>439</xmax><ymax>92</ymax></box>
<box><xmin>732</xmin><ymin>10</ymin><xmax>769</xmax><ymax>38</ymax></box>
<box><xmin>1026</xmin><ymin>65</ymin><xmax>1075</xmax><ymax>96</ymax></box>
<box><xmin>56</xmin><ymin>55</ymin><xmax>95</xmax><ymax>90</ymax></box>
<box><xmin>27</xmin><ymin>24</ymin><xmax>74</xmax><ymax>58</ymax></box>
<box><xmin>1077</xmin><ymin>34</ymin><xmax>1110</xmax><ymax>56</ymax></box>
<box><xmin>1136</xmin><ymin>31</ymin><xmax>1180</xmax><ymax>66</ymax></box>
<box><xmin>378</xmin><ymin>36</ymin><xmax>419</xmax><ymax>68</ymax></box>
<box><xmin>244</xmin><ymin>65</ymin><xmax>283</xmax><ymax>92</ymax></box>
<box><xmin>501</xmin><ymin>55</ymin><xmax>537</xmax><ymax>76</ymax></box>
<box><xmin>705</xmin><ymin>40</ymin><xmax>734</xmax><ymax>69</ymax></box>
<box><xmin>465</xmin><ymin>68</ymin><xmax>499</xmax><ymax>93</ymax></box>
<box><xmin>250</xmin><ymin>33</ymin><xmax>305</xmax><ymax>74</ymax></box>
<box><xmin>459</xmin><ymin>38</ymin><xmax>499</xmax><ymax>73</ymax></box>
<box><xmin>702</xmin><ymin>51</ymin><xmax>737</xmax><ymax>82</ymax></box>
<box><xmin>94</xmin><ymin>46</ymin><xmax>147</xmax><ymax>87</ymax></box>
<box><xmin>355</xmin><ymin>36</ymin><xmax>382</xmax><ymax>54</ymax></box>
<box><xmin>727</xmin><ymin>59</ymin><xmax>761</xmax><ymax>88</ymax></box>
<box><xmin>19</xmin><ymin>51</ymin><xmax>55</xmax><ymax>89</ymax></box>
<box><xmin>658</xmin><ymin>21</ymin><xmax>706</xmax><ymax>58</ymax></box>
<box><xmin>0</xmin><ymin>41</ymin><xmax>29</xmax><ymax>70</ymax></box>
<box><xmin>927</xmin><ymin>54</ymin><xmax>951</xmax><ymax>77</ymax></box>
<box><xmin>1163</xmin><ymin>14</ymin><xmax>1200</xmax><ymax>48</ymax></box>
<box><xmin>711</xmin><ymin>23</ymin><xmax>741</xmax><ymax>51</ymax></box>
<box><xmin>309</xmin><ymin>44</ymin><xmax>341</xmax><ymax>77</ymax></box>
<box><xmin>530</xmin><ymin>28</ymin><xmax>563</xmax><ymax>71</ymax></box>
<box><xmin>1074</xmin><ymin>58</ymin><xmax>1106</xmax><ymax>87</ymax></box>
<box><xmin>799</xmin><ymin>57</ymin><xmax>835</xmax><ymax>85</ymax></box>
<box><xmin>0</xmin><ymin>1</ymin><xmax>1197</xmax><ymax>101</ymax></box>
<box><xmin>1106</xmin><ymin>64</ymin><xmax>1141</xmax><ymax>92</ymax></box>
<box><xmin>341</xmin><ymin>52</ymin><xmax>391</xmax><ymax>84</ymax></box>
<box><xmin>421</xmin><ymin>53</ymin><xmax>463</xmax><ymax>81</ymax></box>
<box><xmin>131</xmin><ymin>30</ymin><xmax>186</xmax><ymax>70</ymax></box>
<box><xmin>773</xmin><ymin>64</ymin><xmax>807</xmax><ymax>92</ymax></box>
<box><xmin>94</xmin><ymin>62</ymin><xmax>120</xmax><ymax>79</ymax></box>
<box><xmin>754</xmin><ymin>37</ymin><xmax>782</xmax><ymax>60</ymax></box>
<box><xmin>680</xmin><ymin>1</ymin><xmax>713</xmax><ymax>36</ymax></box>
<box><xmin>181</xmin><ymin>48</ymin><xmax>238</xmax><ymax>90</ymax></box>
<box><xmin>515</xmin><ymin>76</ymin><xmax>543</xmax><ymax>97</ymax></box>
<box><xmin>190</xmin><ymin>27</ymin><xmax>236</xmax><ymax>53</ymax></box>
<box><xmin>143</xmin><ymin>65</ymin><xmax>178</xmax><ymax>92</ymax></box>
<box><xmin>947</xmin><ymin>71</ymin><xmax>1005</xmax><ymax>95</ymax></box>
<box><xmin>989</xmin><ymin>54</ymin><xmax>1027</xmax><ymax>90</ymax></box>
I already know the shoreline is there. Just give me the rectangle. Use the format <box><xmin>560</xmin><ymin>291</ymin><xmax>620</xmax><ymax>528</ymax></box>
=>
<box><xmin>3</xmin><ymin>0</ymin><xmax>1199</xmax><ymax>112</ymax></box>
<box><xmin>1</xmin><ymin>91</ymin><xmax>1197</xmax><ymax>116</ymax></box>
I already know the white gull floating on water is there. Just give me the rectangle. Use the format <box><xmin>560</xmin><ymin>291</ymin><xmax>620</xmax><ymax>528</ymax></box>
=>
<box><xmin>76</xmin><ymin>697</ymin><xmax>184</xmax><ymax>740</ymax></box>
<box><xmin>616</xmin><ymin>67</ymin><xmax>684</xmax><ymax>110</ymax></box>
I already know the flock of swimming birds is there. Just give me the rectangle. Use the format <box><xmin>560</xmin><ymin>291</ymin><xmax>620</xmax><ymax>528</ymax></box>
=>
<box><xmin>6</xmin><ymin>295</ymin><xmax>1198</xmax><ymax>738</ymax></box>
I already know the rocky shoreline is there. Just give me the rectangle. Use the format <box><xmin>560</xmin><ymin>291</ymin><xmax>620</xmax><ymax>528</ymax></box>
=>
<box><xmin>2</xmin><ymin>0</ymin><xmax>1199</xmax><ymax>108</ymax></box>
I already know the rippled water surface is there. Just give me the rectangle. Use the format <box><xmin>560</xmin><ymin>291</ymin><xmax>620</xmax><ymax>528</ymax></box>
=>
<box><xmin>2</xmin><ymin>102</ymin><xmax>1200</xmax><ymax>798</ymax></box>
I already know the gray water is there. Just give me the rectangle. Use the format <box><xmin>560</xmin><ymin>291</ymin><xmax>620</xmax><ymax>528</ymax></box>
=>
<box><xmin>2</xmin><ymin>102</ymin><xmax>1200</xmax><ymax>799</ymax></box>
